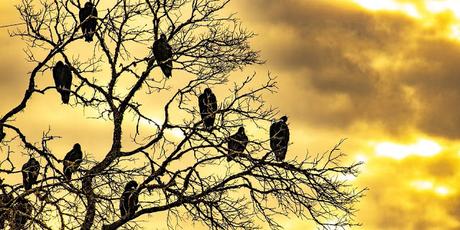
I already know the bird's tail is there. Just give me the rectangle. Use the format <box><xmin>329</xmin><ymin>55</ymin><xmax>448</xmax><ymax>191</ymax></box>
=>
<box><xmin>23</xmin><ymin>178</ymin><xmax>31</xmax><ymax>190</ymax></box>
<box><xmin>64</xmin><ymin>167</ymin><xmax>72</xmax><ymax>180</ymax></box>
<box><xmin>85</xmin><ymin>33</ymin><xmax>93</xmax><ymax>42</ymax></box>
<box><xmin>160</xmin><ymin>65</ymin><xmax>172</xmax><ymax>78</ymax></box>
<box><xmin>61</xmin><ymin>93</ymin><xmax>70</xmax><ymax>104</ymax></box>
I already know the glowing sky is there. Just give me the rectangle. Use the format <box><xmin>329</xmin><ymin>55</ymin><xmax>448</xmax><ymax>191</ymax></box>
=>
<box><xmin>2</xmin><ymin>0</ymin><xmax>460</xmax><ymax>229</ymax></box>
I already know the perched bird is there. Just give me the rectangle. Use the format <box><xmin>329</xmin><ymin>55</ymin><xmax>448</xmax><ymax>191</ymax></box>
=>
<box><xmin>22</xmin><ymin>158</ymin><xmax>40</xmax><ymax>190</ymax></box>
<box><xmin>11</xmin><ymin>197</ymin><xmax>32</xmax><ymax>229</ymax></box>
<box><xmin>152</xmin><ymin>34</ymin><xmax>173</xmax><ymax>78</ymax></box>
<box><xmin>0</xmin><ymin>192</ymin><xmax>12</xmax><ymax>229</ymax></box>
<box><xmin>227</xmin><ymin>127</ymin><xmax>248</xmax><ymax>161</ymax></box>
<box><xmin>0</xmin><ymin>125</ymin><xmax>5</xmax><ymax>142</ymax></box>
<box><xmin>198</xmin><ymin>88</ymin><xmax>218</xmax><ymax>131</ymax></box>
<box><xmin>270</xmin><ymin>116</ymin><xmax>290</xmax><ymax>161</ymax></box>
<box><xmin>52</xmin><ymin>61</ymin><xmax>73</xmax><ymax>104</ymax></box>
<box><xmin>79</xmin><ymin>1</ymin><xmax>98</xmax><ymax>42</ymax></box>
<box><xmin>63</xmin><ymin>144</ymin><xmax>83</xmax><ymax>180</ymax></box>
<box><xmin>120</xmin><ymin>180</ymin><xmax>139</xmax><ymax>217</ymax></box>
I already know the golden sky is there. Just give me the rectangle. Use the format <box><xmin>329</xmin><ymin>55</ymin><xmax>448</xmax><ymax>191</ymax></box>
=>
<box><xmin>2</xmin><ymin>0</ymin><xmax>460</xmax><ymax>229</ymax></box>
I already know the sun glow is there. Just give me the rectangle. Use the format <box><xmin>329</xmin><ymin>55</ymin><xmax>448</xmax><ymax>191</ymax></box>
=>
<box><xmin>352</xmin><ymin>0</ymin><xmax>460</xmax><ymax>40</ymax></box>
<box><xmin>352</xmin><ymin>0</ymin><xmax>421</xmax><ymax>18</ymax></box>
<box><xmin>374</xmin><ymin>139</ymin><xmax>442</xmax><ymax>160</ymax></box>
<box><xmin>410</xmin><ymin>180</ymin><xmax>451</xmax><ymax>196</ymax></box>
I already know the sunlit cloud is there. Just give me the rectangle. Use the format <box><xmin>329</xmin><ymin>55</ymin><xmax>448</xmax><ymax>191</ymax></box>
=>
<box><xmin>352</xmin><ymin>0</ymin><xmax>421</xmax><ymax>18</ymax></box>
<box><xmin>374</xmin><ymin>139</ymin><xmax>442</xmax><ymax>160</ymax></box>
<box><xmin>425</xmin><ymin>0</ymin><xmax>460</xmax><ymax>17</ymax></box>
<box><xmin>410</xmin><ymin>180</ymin><xmax>452</xmax><ymax>197</ymax></box>
<box><xmin>353</xmin><ymin>0</ymin><xmax>460</xmax><ymax>40</ymax></box>
<box><xmin>435</xmin><ymin>186</ymin><xmax>450</xmax><ymax>196</ymax></box>
<box><xmin>411</xmin><ymin>180</ymin><xmax>434</xmax><ymax>191</ymax></box>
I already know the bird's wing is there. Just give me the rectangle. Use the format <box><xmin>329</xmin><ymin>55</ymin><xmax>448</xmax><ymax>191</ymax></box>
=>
<box><xmin>92</xmin><ymin>7</ymin><xmax>98</xmax><ymax>17</ymax></box>
<box><xmin>64</xmin><ymin>149</ymin><xmax>74</xmax><ymax>161</ymax></box>
<box><xmin>79</xmin><ymin>8</ymin><xmax>87</xmax><ymax>22</ymax></box>
<box><xmin>52</xmin><ymin>65</ymin><xmax>62</xmax><ymax>88</ymax></box>
<box><xmin>209</xmin><ymin>94</ymin><xmax>217</xmax><ymax>112</ymax></box>
<box><xmin>63</xmin><ymin>66</ymin><xmax>73</xmax><ymax>90</ymax></box>
<box><xmin>198</xmin><ymin>94</ymin><xmax>207</xmax><ymax>114</ymax></box>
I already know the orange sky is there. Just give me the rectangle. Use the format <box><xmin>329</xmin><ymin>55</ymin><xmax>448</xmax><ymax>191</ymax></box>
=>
<box><xmin>1</xmin><ymin>0</ymin><xmax>460</xmax><ymax>229</ymax></box>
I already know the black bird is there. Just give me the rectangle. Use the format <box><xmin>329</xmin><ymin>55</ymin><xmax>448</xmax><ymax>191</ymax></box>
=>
<box><xmin>198</xmin><ymin>88</ymin><xmax>218</xmax><ymax>131</ymax></box>
<box><xmin>63</xmin><ymin>144</ymin><xmax>83</xmax><ymax>180</ymax></box>
<box><xmin>0</xmin><ymin>192</ymin><xmax>12</xmax><ymax>229</ymax></box>
<box><xmin>227</xmin><ymin>127</ymin><xmax>248</xmax><ymax>161</ymax></box>
<box><xmin>270</xmin><ymin>116</ymin><xmax>290</xmax><ymax>161</ymax></box>
<box><xmin>11</xmin><ymin>197</ymin><xmax>32</xmax><ymax>229</ymax></box>
<box><xmin>152</xmin><ymin>34</ymin><xmax>173</xmax><ymax>78</ymax></box>
<box><xmin>79</xmin><ymin>1</ymin><xmax>98</xmax><ymax>42</ymax></box>
<box><xmin>22</xmin><ymin>158</ymin><xmax>40</xmax><ymax>190</ymax></box>
<box><xmin>52</xmin><ymin>61</ymin><xmax>73</xmax><ymax>104</ymax></box>
<box><xmin>120</xmin><ymin>180</ymin><xmax>139</xmax><ymax>217</ymax></box>
<box><xmin>0</xmin><ymin>125</ymin><xmax>5</xmax><ymax>142</ymax></box>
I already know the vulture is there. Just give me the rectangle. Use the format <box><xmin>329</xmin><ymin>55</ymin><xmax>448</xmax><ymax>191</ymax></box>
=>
<box><xmin>11</xmin><ymin>197</ymin><xmax>32</xmax><ymax>229</ymax></box>
<box><xmin>63</xmin><ymin>144</ymin><xmax>83</xmax><ymax>180</ymax></box>
<box><xmin>270</xmin><ymin>116</ymin><xmax>290</xmax><ymax>161</ymax></box>
<box><xmin>0</xmin><ymin>125</ymin><xmax>5</xmax><ymax>142</ymax></box>
<box><xmin>0</xmin><ymin>192</ymin><xmax>12</xmax><ymax>229</ymax></box>
<box><xmin>152</xmin><ymin>34</ymin><xmax>173</xmax><ymax>78</ymax></box>
<box><xmin>198</xmin><ymin>88</ymin><xmax>218</xmax><ymax>131</ymax></box>
<box><xmin>79</xmin><ymin>1</ymin><xmax>98</xmax><ymax>42</ymax></box>
<box><xmin>52</xmin><ymin>61</ymin><xmax>73</xmax><ymax>104</ymax></box>
<box><xmin>120</xmin><ymin>180</ymin><xmax>139</xmax><ymax>217</ymax></box>
<box><xmin>227</xmin><ymin>127</ymin><xmax>248</xmax><ymax>161</ymax></box>
<box><xmin>21</xmin><ymin>158</ymin><xmax>40</xmax><ymax>190</ymax></box>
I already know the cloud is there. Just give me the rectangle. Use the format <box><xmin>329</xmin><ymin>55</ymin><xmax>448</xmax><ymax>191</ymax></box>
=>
<box><xmin>235</xmin><ymin>0</ymin><xmax>460</xmax><ymax>139</ymax></box>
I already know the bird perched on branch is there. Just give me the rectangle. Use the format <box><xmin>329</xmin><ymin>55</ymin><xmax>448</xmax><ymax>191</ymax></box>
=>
<box><xmin>120</xmin><ymin>180</ymin><xmax>139</xmax><ymax>217</ymax></box>
<box><xmin>52</xmin><ymin>61</ymin><xmax>73</xmax><ymax>104</ymax></box>
<box><xmin>198</xmin><ymin>88</ymin><xmax>218</xmax><ymax>131</ymax></box>
<box><xmin>152</xmin><ymin>34</ymin><xmax>173</xmax><ymax>78</ymax></box>
<box><xmin>11</xmin><ymin>197</ymin><xmax>32</xmax><ymax>229</ymax></box>
<box><xmin>22</xmin><ymin>158</ymin><xmax>40</xmax><ymax>190</ymax></box>
<box><xmin>63</xmin><ymin>144</ymin><xmax>83</xmax><ymax>180</ymax></box>
<box><xmin>227</xmin><ymin>127</ymin><xmax>248</xmax><ymax>161</ymax></box>
<box><xmin>79</xmin><ymin>1</ymin><xmax>98</xmax><ymax>42</ymax></box>
<box><xmin>270</xmin><ymin>116</ymin><xmax>290</xmax><ymax>161</ymax></box>
<box><xmin>0</xmin><ymin>192</ymin><xmax>12</xmax><ymax>229</ymax></box>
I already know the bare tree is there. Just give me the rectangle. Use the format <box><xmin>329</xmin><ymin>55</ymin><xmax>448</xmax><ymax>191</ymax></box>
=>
<box><xmin>0</xmin><ymin>0</ymin><xmax>365</xmax><ymax>229</ymax></box>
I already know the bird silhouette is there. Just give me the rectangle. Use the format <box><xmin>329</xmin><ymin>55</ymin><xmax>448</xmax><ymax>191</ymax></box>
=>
<box><xmin>198</xmin><ymin>88</ymin><xmax>218</xmax><ymax>131</ymax></box>
<box><xmin>22</xmin><ymin>158</ymin><xmax>40</xmax><ymax>190</ymax></box>
<box><xmin>270</xmin><ymin>116</ymin><xmax>290</xmax><ymax>161</ymax></box>
<box><xmin>79</xmin><ymin>1</ymin><xmax>98</xmax><ymax>42</ymax></box>
<box><xmin>0</xmin><ymin>192</ymin><xmax>12</xmax><ymax>229</ymax></box>
<box><xmin>152</xmin><ymin>34</ymin><xmax>173</xmax><ymax>78</ymax></box>
<box><xmin>63</xmin><ymin>144</ymin><xmax>83</xmax><ymax>180</ymax></box>
<box><xmin>120</xmin><ymin>180</ymin><xmax>139</xmax><ymax>217</ymax></box>
<box><xmin>227</xmin><ymin>127</ymin><xmax>248</xmax><ymax>161</ymax></box>
<box><xmin>11</xmin><ymin>197</ymin><xmax>32</xmax><ymax>229</ymax></box>
<box><xmin>52</xmin><ymin>61</ymin><xmax>73</xmax><ymax>104</ymax></box>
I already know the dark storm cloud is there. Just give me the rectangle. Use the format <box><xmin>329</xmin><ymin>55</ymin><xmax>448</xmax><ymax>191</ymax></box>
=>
<box><xmin>236</xmin><ymin>0</ymin><xmax>460</xmax><ymax>138</ymax></box>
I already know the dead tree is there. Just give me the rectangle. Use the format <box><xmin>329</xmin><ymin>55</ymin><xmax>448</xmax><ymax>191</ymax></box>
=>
<box><xmin>0</xmin><ymin>0</ymin><xmax>365</xmax><ymax>229</ymax></box>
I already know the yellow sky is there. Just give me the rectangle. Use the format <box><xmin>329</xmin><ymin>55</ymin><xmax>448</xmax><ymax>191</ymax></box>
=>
<box><xmin>2</xmin><ymin>0</ymin><xmax>460</xmax><ymax>229</ymax></box>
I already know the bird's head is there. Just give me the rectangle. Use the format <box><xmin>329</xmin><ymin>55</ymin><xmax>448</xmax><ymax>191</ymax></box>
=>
<box><xmin>74</xmin><ymin>143</ymin><xmax>81</xmax><ymax>150</ymax></box>
<box><xmin>84</xmin><ymin>2</ymin><xmax>93</xmax><ymax>8</ymax></box>
<box><xmin>238</xmin><ymin>127</ymin><xmax>245</xmax><ymax>134</ymax></box>
<box><xmin>56</xmin><ymin>61</ymin><xmax>64</xmax><ymax>67</ymax></box>
<box><xmin>126</xmin><ymin>180</ymin><xmax>138</xmax><ymax>190</ymax></box>
<box><xmin>204</xmin><ymin>88</ymin><xmax>212</xmax><ymax>95</ymax></box>
<box><xmin>160</xmin><ymin>34</ymin><xmax>167</xmax><ymax>40</ymax></box>
<box><xmin>280</xmin><ymin>116</ymin><xmax>288</xmax><ymax>123</ymax></box>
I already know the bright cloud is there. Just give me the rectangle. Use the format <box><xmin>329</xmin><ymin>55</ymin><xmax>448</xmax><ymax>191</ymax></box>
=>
<box><xmin>374</xmin><ymin>139</ymin><xmax>442</xmax><ymax>160</ymax></box>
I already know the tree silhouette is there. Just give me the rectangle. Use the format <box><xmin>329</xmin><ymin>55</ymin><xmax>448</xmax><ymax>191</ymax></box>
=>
<box><xmin>0</xmin><ymin>0</ymin><xmax>365</xmax><ymax>229</ymax></box>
